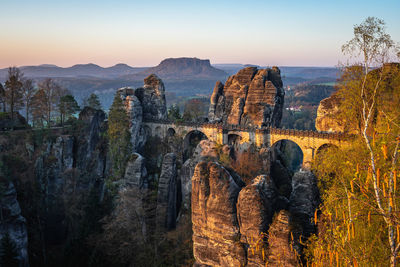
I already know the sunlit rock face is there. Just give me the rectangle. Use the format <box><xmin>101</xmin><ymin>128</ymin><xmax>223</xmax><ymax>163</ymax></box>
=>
<box><xmin>315</xmin><ymin>94</ymin><xmax>346</xmax><ymax>133</ymax></box>
<box><xmin>191</xmin><ymin>162</ymin><xmax>246</xmax><ymax>267</ymax></box>
<box><xmin>208</xmin><ymin>66</ymin><xmax>284</xmax><ymax>127</ymax></box>
<box><xmin>191</xmin><ymin>161</ymin><xmax>319</xmax><ymax>266</ymax></box>
<box><xmin>237</xmin><ymin>175</ymin><xmax>277</xmax><ymax>266</ymax></box>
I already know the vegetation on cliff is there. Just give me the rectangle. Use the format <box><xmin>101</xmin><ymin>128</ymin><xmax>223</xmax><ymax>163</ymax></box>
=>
<box><xmin>107</xmin><ymin>92</ymin><xmax>131</xmax><ymax>180</ymax></box>
<box><xmin>307</xmin><ymin>17</ymin><xmax>400</xmax><ymax>266</ymax></box>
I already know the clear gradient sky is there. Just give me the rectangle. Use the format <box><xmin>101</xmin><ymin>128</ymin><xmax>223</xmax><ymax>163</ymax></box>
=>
<box><xmin>1</xmin><ymin>0</ymin><xmax>399</xmax><ymax>68</ymax></box>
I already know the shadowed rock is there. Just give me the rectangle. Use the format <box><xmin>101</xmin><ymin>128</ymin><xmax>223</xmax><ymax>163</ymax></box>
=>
<box><xmin>156</xmin><ymin>153</ymin><xmax>178</xmax><ymax>231</ymax></box>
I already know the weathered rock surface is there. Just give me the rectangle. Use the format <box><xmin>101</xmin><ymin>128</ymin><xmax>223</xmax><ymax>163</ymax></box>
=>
<box><xmin>76</xmin><ymin>106</ymin><xmax>107</xmax><ymax>176</ymax></box>
<box><xmin>117</xmin><ymin>74</ymin><xmax>168</xmax><ymax>151</ymax></box>
<box><xmin>0</xmin><ymin>181</ymin><xmax>29</xmax><ymax>266</ymax></box>
<box><xmin>315</xmin><ymin>94</ymin><xmax>345</xmax><ymax>133</ymax></box>
<box><xmin>208</xmin><ymin>67</ymin><xmax>284</xmax><ymax>127</ymax></box>
<box><xmin>267</xmin><ymin>210</ymin><xmax>298</xmax><ymax>266</ymax></box>
<box><xmin>237</xmin><ymin>175</ymin><xmax>277</xmax><ymax>266</ymax></box>
<box><xmin>118</xmin><ymin>87</ymin><xmax>146</xmax><ymax>151</ymax></box>
<box><xmin>289</xmin><ymin>169</ymin><xmax>320</xmax><ymax>254</ymax></box>
<box><xmin>180</xmin><ymin>140</ymin><xmax>230</xmax><ymax>208</ymax></box>
<box><xmin>123</xmin><ymin>153</ymin><xmax>148</xmax><ymax>189</ymax></box>
<box><xmin>156</xmin><ymin>153</ymin><xmax>178</xmax><ymax>231</ymax></box>
<box><xmin>192</xmin><ymin>161</ymin><xmax>246</xmax><ymax>266</ymax></box>
<box><xmin>135</xmin><ymin>74</ymin><xmax>167</xmax><ymax>121</ymax></box>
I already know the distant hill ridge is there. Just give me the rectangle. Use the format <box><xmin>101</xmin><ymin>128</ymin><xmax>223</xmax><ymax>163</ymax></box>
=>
<box><xmin>131</xmin><ymin>57</ymin><xmax>228</xmax><ymax>80</ymax></box>
<box><xmin>0</xmin><ymin>63</ymin><xmax>146</xmax><ymax>79</ymax></box>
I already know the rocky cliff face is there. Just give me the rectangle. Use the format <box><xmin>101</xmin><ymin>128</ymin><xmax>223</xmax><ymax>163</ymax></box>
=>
<box><xmin>192</xmin><ymin>161</ymin><xmax>246</xmax><ymax>266</ymax></box>
<box><xmin>156</xmin><ymin>153</ymin><xmax>178</xmax><ymax>232</ymax></box>
<box><xmin>0</xmin><ymin>181</ymin><xmax>29</xmax><ymax>266</ymax></box>
<box><xmin>191</xmin><ymin>160</ymin><xmax>319</xmax><ymax>266</ymax></box>
<box><xmin>118</xmin><ymin>74</ymin><xmax>168</xmax><ymax>152</ymax></box>
<box><xmin>315</xmin><ymin>94</ymin><xmax>345</xmax><ymax>133</ymax></box>
<box><xmin>208</xmin><ymin>67</ymin><xmax>284</xmax><ymax>127</ymax></box>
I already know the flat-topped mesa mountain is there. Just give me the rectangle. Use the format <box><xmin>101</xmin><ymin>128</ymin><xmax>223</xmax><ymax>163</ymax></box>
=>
<box><xmin>208</xmin><ymin>66</ymin><xmax>285</xmax><ymax>127</ymax></box>
<box><xmin>131</xmin><ymin>57</ymin><xmax>228</xmax><ymax>80</ymax></box>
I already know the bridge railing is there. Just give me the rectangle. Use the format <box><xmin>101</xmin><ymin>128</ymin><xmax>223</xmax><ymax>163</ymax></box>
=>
<box><xmin>142</xmin><ymin>118</ymin><xmax>352</xmax><ymax>140</ymax></box>
<box><xmin>269</xmin><ymin>127</ymin><xmax>351</xmax><ymax>140</ymax></box>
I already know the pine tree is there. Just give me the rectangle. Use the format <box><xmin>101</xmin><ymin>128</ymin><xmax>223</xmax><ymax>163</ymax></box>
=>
<box><xmin>58</xmin><ymin>94</ymin><xmax>80</xmax><ymax>126</ymax></box>
<box><xmin>167</xmin><ymin>104</ymin><xmax>181</xmax><ymax>121</ymax></box>
<box><xmin>83</xmin><ymin>93</ymin><xmax>102</xmax><ymax>110</ymax></box>
<box><xmin>0</xmin><ymin>232</ymin><xmax>19</xmax><ymax>267</ymax></box>
<box><xmin>108</xmin><ymin>92</ymin><xmax>131</xmax><ymax>180</ymax></box>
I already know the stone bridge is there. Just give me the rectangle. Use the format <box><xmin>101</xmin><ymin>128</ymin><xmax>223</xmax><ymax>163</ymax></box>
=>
<box><xmin>142</xmin><ymin>119</ymin><xmax>350</xmax><ymax>168</ymax></box>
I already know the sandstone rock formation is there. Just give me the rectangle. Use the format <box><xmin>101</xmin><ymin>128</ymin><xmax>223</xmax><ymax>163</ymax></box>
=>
<box><xmin>0</xmin><ymin>181</ymin><xmax>29</xmax><ymax>266</ymax></box>
<box><xmin>315</xmin><ymin>94</ymin><xmax>345</xmax><ymax>133</ymax></box>
<box><xmin>192</xmin><ymin>161</ymin><xmax>246</xmax><ymax>266</ymax></box>
<box><xmin>191</xmin><ymin>159</ymin><xmax>319</xmax><ymax>266</ymax></box>
<box><xmin>117</xmin><ymin>74</ymin><xmax>168</xmax><ymax>152</ymax></box>
<box><xmin>135</xmin><ymin>74</ymin><xmax>167</xmax><ymax>121</ymax></box>
<box><xmin>267</xmin><ymin>210</ymin><xmax>298</xmax><ymax>266</ymax></box>
<box><xmin>289</xmin><ymin>169</ymin><xmax>320</xmax><ymax>254</ymax></box>
<box><xmin>123</xmin><ymin>153</ymin><xmax>148</xmax><ymax>189</ymax></box>
<box><xmin>208</xmin><ymin>67</ymin><xmax>284</xmax><ymax>127</ymax></box>
<box><xmin>156</xmin><ymin>153</ymin><xmax>178</xmax><ymax>231</ymax></box>
<box><xmin>180</xmin><ymin>140</ymin><xmax>230</xmax><ymax>208</ymax></box>
<box><xmin>237</xmin><ymin>175</ymin><xmax>277</xmax><ymax>266</ymax></box>
<box><xmin>118</xmin><ymin>87</ymin><xmax>146</xmax><ymax>151</ymax></box>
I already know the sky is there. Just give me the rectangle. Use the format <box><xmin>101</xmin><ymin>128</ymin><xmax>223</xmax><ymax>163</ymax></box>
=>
<box><xmin>0</xmin><ymin>0</ymin><xmax>399</xmax><ymax>68</ymax></box>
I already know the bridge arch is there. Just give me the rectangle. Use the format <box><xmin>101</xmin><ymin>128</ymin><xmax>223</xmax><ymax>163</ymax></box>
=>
<box><xmin>228</xmin><ymin>134</ymin><xmax>242</xmax><ymax>147</ymax></box>
<box><xmin>183</xmin><ymin>130</ymin><xmax>208</xmax><ymax>162</ymax></box>
<box><xmin>271</xmin><ymin>139</ymin><xmax>304</xmax><ymax>171</ymax></box>
<box><xmin>316</xmin><ymin>143</ymin><xmax>338</xmax><ymax>156</ymax></box>
<box><xmin>167</xmin><ymin>127</ymin><xmax>176</xmax><ymax>137</ymax></box>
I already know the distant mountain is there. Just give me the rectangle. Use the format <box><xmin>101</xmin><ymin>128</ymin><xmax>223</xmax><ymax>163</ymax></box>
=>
<box><xmin>0</xmin><ymin>63</ymin><xmax>147</xmax><ymax>80</ymax></box>
<box><xmin>129</xmin><ymin>58</ymin><xmax>228</xmax><ymax>80</ymax></box>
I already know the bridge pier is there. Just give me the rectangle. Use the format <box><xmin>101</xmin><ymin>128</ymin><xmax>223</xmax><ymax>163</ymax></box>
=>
<box><xmin>302</xmin><ymin>147</ymin><xmax>315</xmax><ymax>169</ymax></box>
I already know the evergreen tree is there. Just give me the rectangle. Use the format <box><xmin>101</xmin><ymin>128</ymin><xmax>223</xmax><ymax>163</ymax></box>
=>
<box><xmin>108</xmin><ymin>92</ymin><xmax>131</xmax><ymax>180</ymax></box>
<box><xmin>0</xmin><ymin>233</ymin><xmax>19</xmax><ymax>267</ymax></box>
<box><xmin>58</xmin><ymin>94</ymin><xmax>80</xmax><ymax>126</ymax></box>
<box><xmin>167</xmin><ymin>104</ymin><xmax>181</xmax><ymax>121</ymax></box>
<box><xmin>83</xmin><ymin>93</ymin><xmax>102</xmax><ymax>110</ymax></box>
